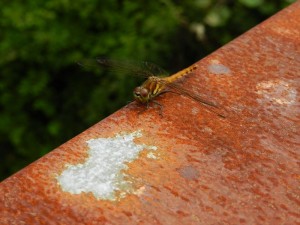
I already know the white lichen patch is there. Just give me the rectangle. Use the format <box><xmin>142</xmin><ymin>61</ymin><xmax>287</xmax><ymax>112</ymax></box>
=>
<box><xmin>57</xmin><ymin>131</ymin><xmax>157</xmax><ymax>200</ymax></box>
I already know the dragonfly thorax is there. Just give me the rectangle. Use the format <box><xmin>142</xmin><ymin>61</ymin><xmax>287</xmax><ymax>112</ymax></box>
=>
<box><xmin>133</xmin><ymin>86</ymin><xmax>151</xmax><ymax>103</ymax></box>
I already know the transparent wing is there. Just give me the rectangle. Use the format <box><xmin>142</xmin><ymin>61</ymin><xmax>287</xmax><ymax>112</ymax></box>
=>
<box><xmin>78</xmin><ymin>58</ymin><xmax>169</xmax><ymax>78</ymax></box>
<box><xmin>160</xmin><ymin>80</ymin><xmax>226</xmax><ymax>118</ymax></box>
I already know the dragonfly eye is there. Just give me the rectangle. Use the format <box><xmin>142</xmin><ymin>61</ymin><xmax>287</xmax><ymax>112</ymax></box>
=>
<box><xmin>134</xmin><ymin>87</ymin><xmax>148</xmax><ymax>98</ymax></box>
<box><xmin>133</xmin><ymin>87</ymin><xmax>141</xmax><ymax>97</ymax></box>
<box><xmin>140</xmin><ymin>88</ymin><xmax>149</xmax><ymax>98</ymax></box>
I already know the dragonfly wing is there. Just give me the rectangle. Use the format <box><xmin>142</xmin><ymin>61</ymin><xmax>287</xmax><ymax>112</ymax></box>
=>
<box><xmin>160</xmin><ymin>81</ymin><xmax>226</xmax><ymax>118</ymax></box>
<box><xmin>96</xmin><ymin>58</ymin><xmax>154</xmax><ymax>77</ymax></box>
<box><xmin>79</xmin><ymin>58</ymin><xmax>169</xmax><ymax>78</ymax></box>
<box><xmin>78</xmin><ymin>58</ymin><xmax>150</xmax><ymax>78</ymax></box>
<box><xmin>140</xmin><ymin>61</ymin><xmax>169</xmax><ymax>77</ymax></box>
<box><xmin>163</xmin><ymin>81</ymin><xmax>218</xmax><ymax>107</ymax></box>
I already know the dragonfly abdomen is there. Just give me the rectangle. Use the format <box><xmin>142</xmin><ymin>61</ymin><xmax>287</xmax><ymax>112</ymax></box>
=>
<box><xmin>165</xmin><ymin>64</ymin><xmax>198</xmax><ymax>83</ymax></box>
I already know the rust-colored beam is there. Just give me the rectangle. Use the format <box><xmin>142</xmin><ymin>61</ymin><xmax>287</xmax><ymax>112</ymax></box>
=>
<box><xmin>1</xmin><ymin>2</ymin><xmax>299</xmax><ymax>225</ymax></box>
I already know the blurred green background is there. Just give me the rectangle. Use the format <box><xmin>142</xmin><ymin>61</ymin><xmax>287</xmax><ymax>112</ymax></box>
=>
<box><xmin>0</xmin><ymin>0</ymin><xmax>295</xmax><ymax>180</ymax></box>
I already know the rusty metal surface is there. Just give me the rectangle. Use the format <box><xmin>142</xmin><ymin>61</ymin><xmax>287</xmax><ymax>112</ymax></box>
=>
<box><xmin>1</xmin><ymin>2</ymin><xmax>300</xmax><ymax>225</ymax></box>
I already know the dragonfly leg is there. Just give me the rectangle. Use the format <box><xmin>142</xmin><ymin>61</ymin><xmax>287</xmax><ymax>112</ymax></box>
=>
<box><xmin>136</xmin><ymin>102</ymin><xmax>151</xmax><ymax>115</ymax></box>
<box><xmin>152</xmin><ymin>100</ymin><xmax>164</xmax><ymax>116</ymax></box>
<box><xmin>136</xmin><ymin>101</ymin><xmax>163</xmax><ymax>116</ymax></box>
<box><xmin>136</xmin><ymin>104</ymin><xmax>147</xmax><ymax>115</ymax></box>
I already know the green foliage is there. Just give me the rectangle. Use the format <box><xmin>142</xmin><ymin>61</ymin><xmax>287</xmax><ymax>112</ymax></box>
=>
<box><xmin>0</xmin><ymin>0</ymin><xmax>295</xmax><ymax>180</ymax></box>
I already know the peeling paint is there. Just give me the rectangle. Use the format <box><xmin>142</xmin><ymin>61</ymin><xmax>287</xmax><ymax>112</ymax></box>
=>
<box><xmin>57</xmin><ymin>131</ymin><xmax>157</xmax><ymax>200</ymax></box>
<box><xmin>208</xmin><ymin>63</ymin><xmax>231</xmax><ymax>75</ymax></box>
<box><xmin>191</xmin><ymin>107</ymin><xmax>200</xmax><ymax>115</ymax></box>
<box><xmin>147</xmin><ymin>151</ymin><xmax>158</xmax><ymax>159</ymax></box>
<box><xmin>256</xmin><ymin>79</ymin><xmax>297</xmax><ymax>105</ymax></box>
<box><xmin>178</xmin><ymin>166</ymin><xmax>200</xmax><ymax>180</ymax></box>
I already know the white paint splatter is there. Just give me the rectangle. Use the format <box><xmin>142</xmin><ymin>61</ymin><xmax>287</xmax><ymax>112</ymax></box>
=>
<box><xmin>57</xmin><ymin>131</ymin><xmax>157</xmax><ymax>200</ymax></box>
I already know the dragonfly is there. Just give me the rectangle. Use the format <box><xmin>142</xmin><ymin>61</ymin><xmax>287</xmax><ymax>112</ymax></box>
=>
<box><xmin>79</xmin><ymin>58</ymin><xmax>225</xmax><ymax>118</ymax></box>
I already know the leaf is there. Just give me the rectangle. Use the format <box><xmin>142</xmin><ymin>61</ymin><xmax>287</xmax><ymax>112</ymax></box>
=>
<box><xmin>239</xmin><ymin>0</ymin><xmax>264</xmax><ymax>8</ymax></box>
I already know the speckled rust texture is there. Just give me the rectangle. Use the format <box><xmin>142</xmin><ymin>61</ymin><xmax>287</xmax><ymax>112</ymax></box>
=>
<box><xmin>1</xmin><ymin>2</ymin><xmax>300</xmax><ymax>225</ymax></box>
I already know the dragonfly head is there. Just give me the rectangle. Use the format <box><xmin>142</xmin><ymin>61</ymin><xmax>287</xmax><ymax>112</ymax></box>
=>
<box><xmin>133</xmin><ymin>86</ymin><xmax>150</xmax><ymax>103</ymax></box>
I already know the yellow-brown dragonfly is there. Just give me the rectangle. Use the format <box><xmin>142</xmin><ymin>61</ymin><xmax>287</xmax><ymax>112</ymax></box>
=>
<box><xmin>80</xmin><ymin>58</ymin><xmax>225</xmax><ymax>118</ymax></box>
